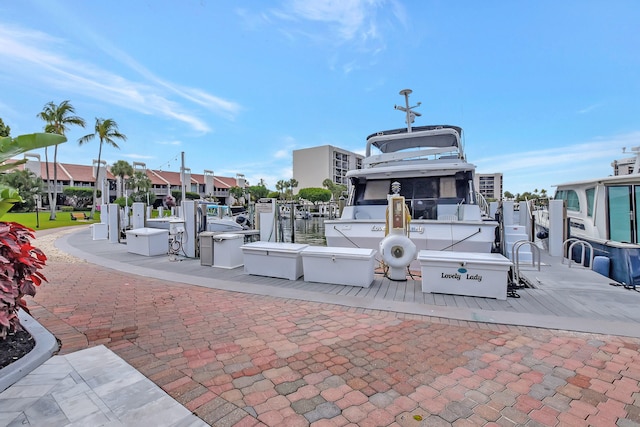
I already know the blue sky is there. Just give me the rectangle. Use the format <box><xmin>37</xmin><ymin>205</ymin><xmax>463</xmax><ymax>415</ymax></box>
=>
<box><xmin>1</xmin><ymin>0</ymin><xmax>639</xmax><ymax>195</ymax></box>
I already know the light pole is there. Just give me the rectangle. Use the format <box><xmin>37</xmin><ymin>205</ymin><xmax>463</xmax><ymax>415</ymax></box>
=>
<box><xmin>34</xmin><ymin>194</ymin><xmax>41</xmax><ymax>228</ymax></box>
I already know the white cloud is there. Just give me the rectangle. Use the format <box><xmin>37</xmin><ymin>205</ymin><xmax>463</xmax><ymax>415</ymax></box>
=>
<box><xmin>474</xmin><ymin>137</ymin><xmax>632</xmax><ymax>174</ymax></box>
<box><xmin>0</xmin><ymin>24</ymin><xmax>240</xmax><ymax>133</ymax></box>
<box><xmin>577</xmin><ymin>104</ymin><xmax>600</xmax><ymax>114</ymax></box>
<box><xmin>274</xmin><ymin>149</ymin><xmax>290</xmax><ymax>159</ymax></box>
<box><xmin>124</xmin><ymin>153</ymin><xmax>155</xmax><ymax>160</ymax></box>
<box><xmin>474</xmin><ymin>133</ymin><xmax>640</xmax><ymax>194</ymax></box>
<box><xmin>284</xmin><ymin>0</ymin><xmax>372</xmax><ymax>41</ymax></box>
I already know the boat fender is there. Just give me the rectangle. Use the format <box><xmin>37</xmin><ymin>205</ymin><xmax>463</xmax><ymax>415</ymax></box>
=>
<box><xmin>236</xmin><ymin>214</ymin><xmax>250</xmax><ymax>227</ymax></box>
<box><xmin>536</xmin><ymin>230</ymin><xmax>549</xmax><ymax>239</ymax></box>
<box><xmin>379</xmin><ymin>234</ymin><xmax>417</xmax><ymax>268</ymax></box>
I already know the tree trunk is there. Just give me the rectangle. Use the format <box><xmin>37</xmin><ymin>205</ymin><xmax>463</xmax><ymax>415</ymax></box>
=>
<box><xmin>90</xmin><ymin>140</ymin><xmax>103</xmax><ymax>219</ymax></box>
<box><xmin>50</xmin><ymin>145</ymin><xmax>58</xmax><ymax>220</ymax></box>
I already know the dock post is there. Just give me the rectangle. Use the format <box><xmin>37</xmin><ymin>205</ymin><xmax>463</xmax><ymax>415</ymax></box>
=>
<box><xmin>503</xmin><ymin>201</ymin><xmax>514</xmax><ymax>225</ymax></box>
<box><xmin>548</xmin><ymin>199</ymin><xmax>564</xmax><ymax>257</ymax></box>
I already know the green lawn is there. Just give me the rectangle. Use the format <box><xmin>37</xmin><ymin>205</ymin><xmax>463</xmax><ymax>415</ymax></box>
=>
<box><xmin>2</xmin><ymin>211</ymin><xmax>101</xmax><ymax>230</ymax></box>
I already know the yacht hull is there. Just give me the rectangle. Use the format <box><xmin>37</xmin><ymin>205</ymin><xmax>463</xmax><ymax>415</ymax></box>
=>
<box><xmin>567</xmin><ymin>237</ymin><xmax>640</xmax><ymax>287</ymax></box>
<box><xmin>325</xmin><ymin>219</ymin><xmax>498</xmax><ymax>268</ymax></box>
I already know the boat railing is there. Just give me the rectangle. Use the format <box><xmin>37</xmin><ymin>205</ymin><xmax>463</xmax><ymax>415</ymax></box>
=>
<box><xmin>475</xmin><ymin>192</ymin><xmax>490</xmax><ymax>217</ymax></box>
<box><xmin>363</xmin><ymin>147</ymin><xmax>462</xmax><ymax>168</ymax></box>
<box><xmin>511</xmin><ymin>240</ymin><xmax>541</xmax><ymax>285</ymax></box>
<box><xmin>562</xmin><ymin>238</ymin><xmax>595</xmax><ymax>268</ymax></box>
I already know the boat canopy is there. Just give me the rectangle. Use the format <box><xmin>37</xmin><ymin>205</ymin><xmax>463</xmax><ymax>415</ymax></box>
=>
<box><xmin>366</xmin><ymin>125</ymin><xmax>462</xmax><ymax>156</ymax></box>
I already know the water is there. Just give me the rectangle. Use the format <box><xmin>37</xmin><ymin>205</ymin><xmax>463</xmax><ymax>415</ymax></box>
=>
<box><xmin>278</xmin><ymin>216</ymin><xmax>327</xmax><ymax>246</ymax></box>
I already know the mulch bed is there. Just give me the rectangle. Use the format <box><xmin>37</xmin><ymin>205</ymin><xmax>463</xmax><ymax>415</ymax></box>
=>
<box><xmin>0</xmin><ymin>330</ymin><xmax>35</xmax><ymax>370</ymax></box>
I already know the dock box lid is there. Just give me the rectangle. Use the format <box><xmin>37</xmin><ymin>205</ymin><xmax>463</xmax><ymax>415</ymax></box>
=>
<box><xmin>126</xmin><ymin>227</ymin><xmax>169</xmax><ymax>236</ymax></box>
<box><xmin>241</xmin><ymin>242</ymin><xmax>309</xmax><ymax>253</ymax></box>
<box><xmin>417</xmin><ymin>250</ymin><xmax>512</xmax><ymax>266</ymax></box>
<box><xmin>213</xmin><ymin>233</ymin><xmax>242</xmax><ymax>240</ymax></box>
<box><xmin>301</xmin><ymin>246</ymin><xmax>377</xmax><ymax>260</ymax></box>
<box><xmin>418</xmin><ymin>249</ymin><xmax>511</xmax><ymax>265</ymax></box>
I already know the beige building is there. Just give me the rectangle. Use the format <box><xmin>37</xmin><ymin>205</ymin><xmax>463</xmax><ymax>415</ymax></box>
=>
<box><xmin>612</xmin><ymin>156</ymin><xmax>638</xmax><ymax>176</ymax></box>
<box><xmin>474</xmin><ymin>172</ymin><xmax>503</xmax><ymax>200</ymax></box>
<box><xmin>292</xmin><ymin>145</ymin><xmax>364</xmax><ymax>189</ymax></box>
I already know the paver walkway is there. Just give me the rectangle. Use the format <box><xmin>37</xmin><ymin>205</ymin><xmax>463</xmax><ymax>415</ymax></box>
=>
<box><xmin>9</xmin><ymin>228</ymin><xmax>640</xmax><ymax>425</ymax></box>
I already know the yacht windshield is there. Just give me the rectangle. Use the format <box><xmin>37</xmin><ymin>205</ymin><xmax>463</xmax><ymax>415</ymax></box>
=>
<box><xmin>351</xmin><ymin>173</ymin><xmax>473</xmax><ymax>219</ymax></box>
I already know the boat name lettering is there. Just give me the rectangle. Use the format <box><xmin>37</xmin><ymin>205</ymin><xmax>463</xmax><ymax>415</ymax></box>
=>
<box><xmin>440</xmin><ymin>272</ymin><xmax>483</xmax><ymax>282</ymax></box>
<box><xmin>370</xmin><ymin>225</ymin><xmax>424</xmax><ymax>233</ymax></box>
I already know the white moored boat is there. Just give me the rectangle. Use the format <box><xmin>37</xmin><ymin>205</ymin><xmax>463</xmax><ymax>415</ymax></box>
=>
<box><xmin>535</xmin><ymin>146</ymin><xmax>640</xmax><ymax>287</ymax></box>
<box><xmin>324</xmin><ymin>89</ymin><xmax>499</xmax><ymax>267</ymax></box>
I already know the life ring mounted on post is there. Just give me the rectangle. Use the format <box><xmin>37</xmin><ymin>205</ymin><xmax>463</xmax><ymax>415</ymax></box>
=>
<box><xmin>380</xmin><ymin>234</ymin><xmax>416</xmax><ymax>269</ymax></box>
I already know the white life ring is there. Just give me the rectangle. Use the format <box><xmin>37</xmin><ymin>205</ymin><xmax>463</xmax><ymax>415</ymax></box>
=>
<box><xmin>379</xmin><ymin>234</ymin><xmax>417</xmax><ymax>268</ymax></box>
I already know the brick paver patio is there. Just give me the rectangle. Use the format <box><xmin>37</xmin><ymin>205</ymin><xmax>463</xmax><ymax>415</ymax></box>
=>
<box><xmin>30</xmin><ymin>254</ymin><xmax>640</xmax><ymax>426</ymax></box>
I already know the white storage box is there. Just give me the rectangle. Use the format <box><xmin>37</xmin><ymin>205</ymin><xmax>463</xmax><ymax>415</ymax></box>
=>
<box><xmin>213</xmin><ymin>233</ymin><xmax>244</xmax><ymax>269</ymax></box>
<box><xmin>125</xmin><ymin>228</ymin><xmax>169</xmax><ymax>256</ymax></box>
<box><xmin>301</xmin><ymin>247</ymin><xmax>377</xmax><ymax>287</ymax></box>
<box><xmin>241</xmin><ymin>242</ymin><xmax>308</xmax><ymax>280</ymax></box>
<box><xmin>91</xmin><ymin>223</ymin><xmax>108</xmax><ymax>240</ymax></box>
<box><xmin>418</xmin><ymin>250</ymin><xmax>512</xmax><ymax>300</ymax></box>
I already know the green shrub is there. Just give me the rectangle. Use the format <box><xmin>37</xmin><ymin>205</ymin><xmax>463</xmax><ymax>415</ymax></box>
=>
<box><xmin>113</xmin><ymin>196</ymin><xmax>134</xmax><ymax>208</ymax></box>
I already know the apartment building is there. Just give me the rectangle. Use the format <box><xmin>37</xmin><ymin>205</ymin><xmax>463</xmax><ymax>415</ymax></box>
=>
<box><xmin>612</xmin><ymin>156</ymin><xmax>638</xmax><ymax>176</ymax></box>
<box><xmin>474</xmin><ymin>172</ymin><xmax>503</xmax><ymax>200</ymax></box>
<box><xmin>292</xmin><ymin>145</ymin><xmax>363</xmax><ymax>190</ymax></box>
<box><xmin>11</xmin><ymin>155</ymin><xmax>242</xmax><ymax>207</ymax></box>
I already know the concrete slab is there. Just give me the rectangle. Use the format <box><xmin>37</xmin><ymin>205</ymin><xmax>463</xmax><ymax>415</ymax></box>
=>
<box><xmin>0</xmin><ymin>345</ymin><xmax>207</xmax><ymax>427</ymax></box>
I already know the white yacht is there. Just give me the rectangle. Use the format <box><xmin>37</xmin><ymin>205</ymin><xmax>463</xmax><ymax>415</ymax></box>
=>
<box><xmin>324</xmin><ymin>90</ymin><xmax>499</xmax><ymax>265</ymax></box>
<box><xmin>535</xmin><ymin>147</ymin><xmax>640</xmax><ymax>287</ymax></box>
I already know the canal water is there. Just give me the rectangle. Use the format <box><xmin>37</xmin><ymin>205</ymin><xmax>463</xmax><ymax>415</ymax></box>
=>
<box><xmin>278</xmin><ymin>216</ymin><xmax>327</xmax><ymax>246</ymax></box>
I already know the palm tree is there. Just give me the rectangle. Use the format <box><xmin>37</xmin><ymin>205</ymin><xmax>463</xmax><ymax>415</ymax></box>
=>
<box><xmin>110</xmin><ymin>160</ymin><xmax>133</xmax><ymax>199</ymax></box>
<box><xmin>287</xmin><ymin>178</ymin><xmax>299</xmax><ymax>200</ymax></box>
<box><xmin>129</xmin><ymin>170</ymin><xmax>153</xmax><ymax>203</ymax></box>
<box><xmin>37</xmin><ymin>100</ymin><xmax>86</xmax><ymax>220</ymax></box>
<box><xmin>275</xmin><ymin>180</ymin><xmax>286</xmax><ymax>200</ymax></box>
<box><xmin>78</xmin><ymin>118</ymin><xmax>127</xmax><ymax>218</ymax></box>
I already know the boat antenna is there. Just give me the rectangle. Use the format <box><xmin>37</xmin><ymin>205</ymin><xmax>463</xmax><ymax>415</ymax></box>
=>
<box><xmin>394</xmin><ymin>89</ymin><xmax>422</xmax><ymax>133</ymax></box>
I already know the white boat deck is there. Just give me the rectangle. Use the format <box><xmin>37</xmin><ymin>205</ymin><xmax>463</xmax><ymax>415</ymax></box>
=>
<box><xmin>57</xmin><ymin>227</ymin><xmax>640</xmax><ymax>338</ymax></box>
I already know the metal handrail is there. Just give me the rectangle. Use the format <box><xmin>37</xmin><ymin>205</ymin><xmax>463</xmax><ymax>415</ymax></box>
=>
<box><xmin>511</xmin><ymin>240</ymin><xmax>541</xmax><ymax>285</ymax></box>
<box><xmin>566</xmin><ymin>240</ymin><xmax>594</xmax><ymax>269</ymax></box>
<box><xmin>475</xmin><ymin>192</ymin><xmax>490</xmax><ymax>217</ymax></box>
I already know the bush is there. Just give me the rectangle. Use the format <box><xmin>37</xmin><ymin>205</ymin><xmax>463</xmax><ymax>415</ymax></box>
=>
<box><xmin>63</xmin><ymin>187</ymin><xmax>97</xmax><ymax>209</ymax></box>
<box><xmin>170</xmin><ymin>190</ymin><xmax>200</xmax><ymax>204</ymax></box>
<box><xmin>113</xmin><ymin>196</ymin><xmax>134</xmax><ymax>208</ymax></box>
<box><xmin>0</xmin><ymin>222</ymin><xmax>47</xmax><ymax>339</ymax></box>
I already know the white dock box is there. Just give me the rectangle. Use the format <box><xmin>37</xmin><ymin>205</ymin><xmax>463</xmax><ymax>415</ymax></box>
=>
<box><xmin>241</xmin><ymin>242</ymin><xmax>308</xmax><ymax>280</ymax></box>
<box><xmin>301</xmin><ymin>247</ymin><xmax>377</xmax><ymax>287</ymax></box>
<box><xmin>125</xmin><ymin>228</ymin><xmax>169</xmax><ymax>256</ymax></box>
<box><xmin>91</xmin><ymin>223</ymin><xmax>108</xmax><ymax>240</ymax></box>
<box><xmin>213</xmin><ymin>233</ymin><xmax>244</xmax><ymax>269</ymax></box>
<box><xmin>418</xmin><ymin>250</ymin><xmax>512</xmax><ymax>300</ymax></box>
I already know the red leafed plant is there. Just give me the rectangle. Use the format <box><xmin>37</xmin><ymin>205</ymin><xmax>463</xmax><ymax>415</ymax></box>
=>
<box><xmin>0</xmin><ymin>222</ymin><xmax>47</xmax><ymax>339</ymax></box>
